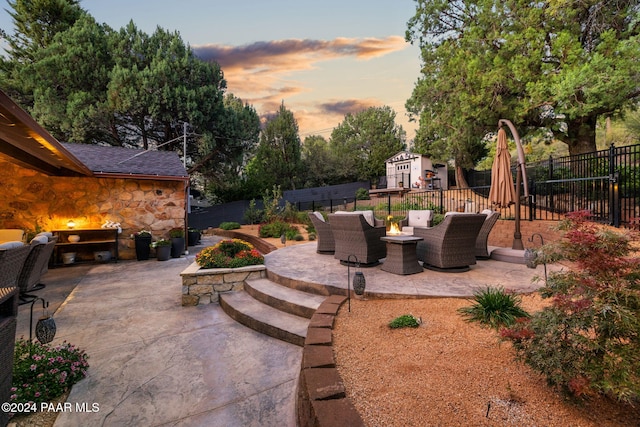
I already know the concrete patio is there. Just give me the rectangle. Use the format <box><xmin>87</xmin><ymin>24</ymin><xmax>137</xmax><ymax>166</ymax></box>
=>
<box><xmin>12</xmin><ymin>237</ymin><xmax>556</xmax><ymax>426</ymax></box>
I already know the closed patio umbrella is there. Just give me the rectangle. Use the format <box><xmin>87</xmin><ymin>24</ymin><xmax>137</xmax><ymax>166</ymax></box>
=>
<box><xmin>488</xmin><ymin>127</ymin><xmax>516</xmax><ymax>208</ymax></box>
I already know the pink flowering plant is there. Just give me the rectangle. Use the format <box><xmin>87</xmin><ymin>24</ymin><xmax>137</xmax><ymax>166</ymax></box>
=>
<box><xmin>196</xmin><ymin>238</ymin><xmax>264</xmax><ymax>268</ymax></box>
<box><xmin>11</xmin><ymin>339</ymin><xmax>89</xmax><ymax>405</ymax></box>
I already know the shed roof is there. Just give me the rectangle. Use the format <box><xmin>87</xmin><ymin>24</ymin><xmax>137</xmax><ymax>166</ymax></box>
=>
<box><xmin>61</xmin><ymin>143</ymin><xmax>189</xmax><ymax>180</ymax></box>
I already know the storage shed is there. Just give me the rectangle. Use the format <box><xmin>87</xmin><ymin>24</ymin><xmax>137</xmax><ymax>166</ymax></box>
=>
<box><xmin>385</xmin><ymin>151</ymin><xmax>448</xmax><ymax>190</ymax></box>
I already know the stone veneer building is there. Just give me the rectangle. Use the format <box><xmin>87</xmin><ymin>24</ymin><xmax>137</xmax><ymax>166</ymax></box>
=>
<box><xmin>0</xmin><ymin>90</ymin><xmax>189</xmax><ymax>260</ymax></box>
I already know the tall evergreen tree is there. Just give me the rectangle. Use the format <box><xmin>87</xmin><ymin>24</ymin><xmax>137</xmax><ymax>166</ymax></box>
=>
<box><xmin>406</xmin><ymin>0</ymin><xmax>640</xmax><ymax>165</ymax></box>
<box><xmin>330</xmin><ymin>106</ymin><xmax>406</xmax><ymax>183</ymax></box>
<box><xmin>247</xmin><ymin>103</ymin><xmax>304</xmax><ymax>192</ymax></box>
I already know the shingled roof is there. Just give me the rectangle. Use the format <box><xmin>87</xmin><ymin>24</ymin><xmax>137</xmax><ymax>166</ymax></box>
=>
<box><xmin>61</xmin><ymin>143</ymin><xmax>188</xmax><ymax>180</ymax></box>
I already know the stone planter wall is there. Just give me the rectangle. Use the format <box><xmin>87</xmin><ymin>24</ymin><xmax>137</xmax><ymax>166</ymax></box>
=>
<box><xmin>180</xmin><ymin>262</ymin><xmax>267</xmax><ymax>306</ymax></box>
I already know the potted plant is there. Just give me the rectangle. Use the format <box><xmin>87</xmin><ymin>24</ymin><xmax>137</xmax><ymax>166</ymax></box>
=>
<box><xmin>169</xmin><ymin>228</ymin><xmax>185</xmax><ymax>258</ymax></box>
<box><xmin>132</xmin><ymin>230</ymin><xmax>152</xmax><ymax>261</ymax></box>
<box><xmin>151</xmin><ymin>239</ymin><xmax>171</xmax><ymax>261</ymax></box>
<box><xmin>187</xmin><ymin>227</ymin><xmax>201</xmax><ymax>246</ymax></box>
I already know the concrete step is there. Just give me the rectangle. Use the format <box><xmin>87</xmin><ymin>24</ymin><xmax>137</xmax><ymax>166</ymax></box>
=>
<box><xmin>489</xmin><ymin>247</ymin><xmax>527</xmax><ymax>265</ymax></box>
<box><xmin>220</xmin><ymin>291</ymin><xmax>310</xmax><ymax>347</ymax></box>
<box><xmin>245</xmin><ymin>278</ymin><xmax>326</xmax><ymax>319</ymax></box>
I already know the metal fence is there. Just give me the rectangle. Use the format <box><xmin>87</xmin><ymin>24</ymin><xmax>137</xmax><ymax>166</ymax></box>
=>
<box><xmin>189</xmin><ymin>144</ymin><xmax>639</xmax><ymax>229</ymax></box>
<box><xmin>352</xmin><ymin>143</ymin><xmax>640</xmax><ymax>228</ymax></box>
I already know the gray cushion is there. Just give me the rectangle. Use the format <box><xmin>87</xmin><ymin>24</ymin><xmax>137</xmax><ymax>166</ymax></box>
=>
<box><xmin>0</xmin><ymin>241</ymin><xmax>25</xmax><ymax>249</ymax></box>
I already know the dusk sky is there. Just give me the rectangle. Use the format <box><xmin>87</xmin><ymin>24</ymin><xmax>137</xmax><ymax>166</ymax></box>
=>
<box><xmin>0</xmin><ymin>0</ymin><xmax>422</xmax><ymax>140</ymax></box>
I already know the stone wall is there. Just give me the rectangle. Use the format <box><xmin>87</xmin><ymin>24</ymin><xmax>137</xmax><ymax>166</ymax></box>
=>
<box><xmin>0</xmin><ymin>159</ymin><xmax>186</xmax><ymax>260</ymax></box>
<box><xmin>180</xmin><ymin>263</ymin><xmax>267</xmax><ymax>305</ymax></box>
<box><xmin>488</xmin><ymin>219</ymin><xmax>564</xmax><ymax>248</ymax></box>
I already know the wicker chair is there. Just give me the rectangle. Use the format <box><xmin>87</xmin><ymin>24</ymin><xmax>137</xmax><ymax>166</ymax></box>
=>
<box><xmin>17</xmin><ymin>237</ymin><xmax>56</xmax><ymax>304</ymax></box>
<box><xmin>0</xmin><ymin>244</ymin><xmax>32</xmax><ymax>288</ymax></box>
<box><xmin>476</xmin><ymin>209</ymin><xmax>501</xmax><ymax>259</ymax></box>
<box><xmin>399</xmin><ymin>210</ymin><xmax>433</xmax><ymax>234</ymax></box>
<box><xmin>0</xmin><ymin>286</ymin><xmax>18</xmax><ymax>427</ymax></box>
<box><xmin>308</xmin><ymin>212</ymin><xmax>335</xmax><ymax>254</ymax></box>
<box><xmin>328</xmin><ymin>213</ymin><xmax>386</xmax><ymax>266</ymax></box>
<box><xmin>414</xmin><ymin>213</ymin><xmax>486</xmax><ymax>272</ymax></box>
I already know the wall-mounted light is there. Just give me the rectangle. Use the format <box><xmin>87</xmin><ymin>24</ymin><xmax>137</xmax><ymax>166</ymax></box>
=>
<box><xmin>67</xmin><ymin>219</ymin><xmax>76</xmax><ymax>229</ymax></box>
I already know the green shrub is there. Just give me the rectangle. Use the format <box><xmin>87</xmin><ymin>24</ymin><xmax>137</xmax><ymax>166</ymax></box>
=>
<box><xmin>308</xmin><ymin>232</ymin><xmax>316</xmax><ymax>241</ymax></box>
<box><xmin>458</xmin><ymin>287</ymin><xmax>529</xmax><ymax>329</ymax></box>
<box><xmin>169</xmin><ymin>228</ymin><xmax>184</xmax><ymax>238</ymax></box>
<box><xmin>501</xmin><ymin>210</ymin><xmax>640</xmax><ymax>402</ymax></box>
<box><xmin>292</xmin><ymin>234</ymin><xmax>305</xmax><ymax>241</ymax></box>
<box><xmin>355</xmin><ymin>187</ymin><xmax>370</xmax><ymax>200</ymax></box>
<box><xmin>11</xmin><ymin>339</ymin><xmax>89</xmax><ymax>405</ymax></box>
<box><xmin>219</xmin><ymin>221</ymin><xmax>241</xmax><ymax>230</ymax></box>
<box><xmin>388</xmin><ymin>314</ymin><xmax>421</xmax><ymax>329</ymax></box>
<box><xmin>432</xmin><ymin>213</ymin><xmax>445</xmax><ymax>226</ymax></box>
<box><xmin>263</xmin><ymin>185</ymin><xmax>283</xmax><ymax>222</ymax></box>
<box><xmin>243</xmin><ymin>199</ymin><xmax>264</xmax><ymax>225</ymax></box>
<box><xmin>258</xmin><ymin>220</ymin><xmax>299</xmax><ymax>239</ymax></box>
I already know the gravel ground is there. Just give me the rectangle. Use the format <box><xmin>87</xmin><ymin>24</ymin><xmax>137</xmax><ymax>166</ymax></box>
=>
<box><xmin>333</xmin><ymin>295</ymin><xmax>640</xmax><ymax>427</ymax></box>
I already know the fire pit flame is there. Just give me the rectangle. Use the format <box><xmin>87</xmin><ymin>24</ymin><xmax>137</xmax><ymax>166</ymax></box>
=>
<box><xmin>388</xmin><ymin>222</ymin><xmax>401</xmax><ymax>235</ymax></box>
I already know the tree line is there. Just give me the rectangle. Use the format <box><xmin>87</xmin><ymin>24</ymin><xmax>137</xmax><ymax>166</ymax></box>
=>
<box><xmin>1</xmin><ymin>0</ymin><xmax>638</xmax><ymax>202</ymax></box>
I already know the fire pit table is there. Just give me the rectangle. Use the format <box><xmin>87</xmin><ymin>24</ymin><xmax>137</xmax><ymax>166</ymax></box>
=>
<box><xmin>380</xmin><ymin>235</ymin><xmax>424</xmax><ymax>275</ymax></box>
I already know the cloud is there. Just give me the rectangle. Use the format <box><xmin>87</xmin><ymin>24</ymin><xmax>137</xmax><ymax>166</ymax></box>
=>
<box><xmin>192</xmin><ymin>36</ymin><xmax>407</xmax><ymax>101</ymax></box>
<box><xmin>318</xmin><ymin>99</ymin><xmax>381</xmax><ymax>116</ymax></box>
<box><xmin>192</xmin><ymin>36</ymin><xmax>409</xmax><ymax>136</ymax></box>
<box><xmin>193</xmin><ymin>36</ymin><xmax>407</xmax><ymax>71</ymax></box>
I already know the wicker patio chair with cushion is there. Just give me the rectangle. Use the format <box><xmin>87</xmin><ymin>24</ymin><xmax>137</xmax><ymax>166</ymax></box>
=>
<box><xmin>328</xmin><ymin>213</ymin><xmax>387</xmax><ymax>266</ymax></box>
<box><xmin>414</xmin><ymin>213</ymin><xmax>487</xmax><ymax>272</ymax></box>
<box><xmin>308</xmin><ymin>211</ymin><xmax>335</xmax><ymax>254</ymax></box>
<box><xmin>476</xmin><ymin>209</ymin><xmax>500</xmax><ymax>259</ymax></box>
<box><xmin>333</xmin><ymin>210</ymin><xmax>385</xmax><ymax>227</ymax></box>
<box><xmin>17</xmin><ymin>235</ymin><xmax>56</xmax><ymax>304</ymax></box>
<box><xmin>0</xmin><ymin>243</ymin><xmax>32</xmax><ymax>288</ymax></box>
<box><xmin>399</xmin><ymin>210</ymin><xmax>433</xmax><ymax>235</ymax></box>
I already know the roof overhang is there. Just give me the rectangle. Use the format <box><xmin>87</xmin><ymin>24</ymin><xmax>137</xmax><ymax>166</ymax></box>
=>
<box><xmin>0</xmin><ymin>90</ymin><xmax>93</xmax><ymax>176</ymax></box>
<box><xmin>92</xmin><ymin>172</ymin><xmax>190</xmax><ymax>182</ymax></box>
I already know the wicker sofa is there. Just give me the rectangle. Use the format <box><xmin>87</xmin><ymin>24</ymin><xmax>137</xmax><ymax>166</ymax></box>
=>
<box><xmin>475</xmin><ymin>209</ymin><xmax>501</xmax><ymax>259</ymax></box>
<box><xmin>414</xmin><ymin>213</ymin><xmax>486</xmax><ymax>272</ymax></box>
<box><xmin>308</xmin><ymin>212</ymin><xmax>335</xmax><ymax>254</ymax></box>
<box><xmin>328</xmin><ymin>212</ymin><xmax>386</xmax><ymax>266</ymax></box>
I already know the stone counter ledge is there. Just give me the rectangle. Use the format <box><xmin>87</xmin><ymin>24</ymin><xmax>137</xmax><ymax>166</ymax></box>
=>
<box><xmin>180</xmin><ymin>262</ymin><xmax>267</xmax><ymax>306</ymax></box>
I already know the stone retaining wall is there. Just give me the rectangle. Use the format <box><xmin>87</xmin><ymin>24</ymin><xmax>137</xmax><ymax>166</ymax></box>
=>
<box><xmin>180</xmin><ymin>262</ymin><xmax>267</xmax><ymax>306</ymax></box>
<box><xmin>297</xmin><ymin>295</ymin><xmax>365</xmax><ymax>427</ymax></box>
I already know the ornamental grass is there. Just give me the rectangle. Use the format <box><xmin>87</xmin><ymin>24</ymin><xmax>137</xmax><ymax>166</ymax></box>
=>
<box><xmin>196</xmin><ymin>239</ymin><xmax>264</xmax><ymax>269</ymax></box>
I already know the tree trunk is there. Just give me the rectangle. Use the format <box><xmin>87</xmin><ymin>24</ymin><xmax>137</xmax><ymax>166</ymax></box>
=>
<box><xmin>455</xmin><ymin>165</ymin><xmax>469</xmax><ymax>188</ymax></box>
<box><xmin>562</xmin><ymin>116</ymin><xmax>598</xmax><ymax>156</ymax></box>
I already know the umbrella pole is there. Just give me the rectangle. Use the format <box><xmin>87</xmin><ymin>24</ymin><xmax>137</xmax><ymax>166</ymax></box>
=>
<box><xmin>498</xmin><ymin>119</ymin><xmax>528</xmax><ymax>251</ymax></box>
<box><xmin>513</xmin><ymin>166</ymin><xmax>524</xmax><ymax>250</ymax></box>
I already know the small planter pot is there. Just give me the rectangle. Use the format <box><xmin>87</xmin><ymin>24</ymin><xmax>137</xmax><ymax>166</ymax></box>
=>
<box><xmin>187</xmin><ymin>231</ymin><xmax>201</xmax><ymax>246</ymax></box>
<box><xmin>171</xmin><ymin>237</ymin><xmax>185</xmax><ymax>258</ymax></box>
<box><xmin>156</xmin><ymin>245</ymin><xmax>171</xmax><ymax>261</ymax></box>
<box><xmin>135</xmin><ymin>236</ymin><xmax>152</xmax><ymax>261</ymax></box>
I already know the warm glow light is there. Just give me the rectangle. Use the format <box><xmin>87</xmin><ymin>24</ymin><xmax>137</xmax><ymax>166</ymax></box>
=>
<box><xmin>388</xmin><ymin>222</ymin><xmax>401</xmax><ymax>235</ymax></box>
<box><xmin>67</xmin><ymin>219</ymin><xmax>75</xmax><ymax>229</ymax></box>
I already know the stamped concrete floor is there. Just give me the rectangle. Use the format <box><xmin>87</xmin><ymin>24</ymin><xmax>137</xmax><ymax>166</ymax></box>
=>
<box><xmin>16</xmin><ymin>236</ymin><xmax>301</xmax><ymax>427</ymax></box>
<box><xmin>14</xmin><ymin>239</ymin><xmax>557</xmax><ymax>426</ymax></box>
